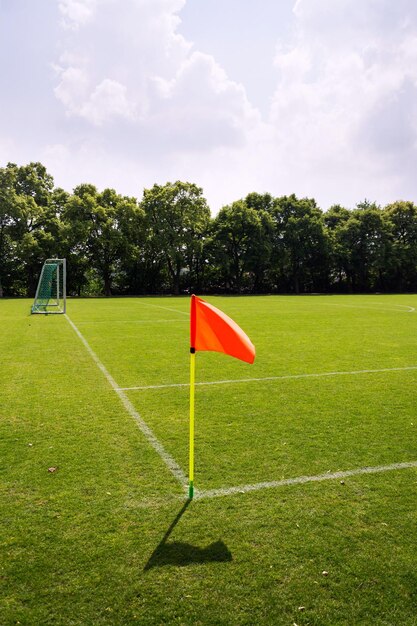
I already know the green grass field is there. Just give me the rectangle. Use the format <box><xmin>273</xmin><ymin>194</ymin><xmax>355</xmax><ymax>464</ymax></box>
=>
<box><xmin>1</xmin><ymin>295</ymin><xmax>417</xmax><ymax>625</ymax></box>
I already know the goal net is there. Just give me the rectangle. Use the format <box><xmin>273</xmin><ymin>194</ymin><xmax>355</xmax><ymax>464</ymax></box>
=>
<box><xmin>31</xmin><ymin>259</ymin><xmax>66</xmax><ymax>314</ymax></box>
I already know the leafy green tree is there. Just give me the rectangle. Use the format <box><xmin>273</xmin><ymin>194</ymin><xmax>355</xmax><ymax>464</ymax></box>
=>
<box><xmin>5</xmin><ymin>159</ymin><xmax>417</xmax><ymax>297</ymax></box>
<box><xmin>64</xmin><ymin>185</ymin><xmax>144</xmax><ymax>296</ymax></box>
<box><xmin>324</xmin><ymin>204</ymin><xmax>351</xmax><ymax>231</ymax></box>
<box><xmin>0</xmin><ymin>162</ymin><xmax>59</xmax><ymax>296</ymax></box>
<box><xmin>210</xmin><ymin>200</ymin><xmax>273</xmax><ymax>292</ymax></box>
<box><xmin>245</xmin><ymin>192</ymin><xmax>275</xmax><ymax>214</ymax></box>
<box><xmin>335</xmin><ymin>203</ymin><xmax>391</xmax><ymax>292</ymax></box>
<box><xmin>324</xmin><ymin>204</ymin><xmax>351</xmax><ymax>291</ymax></box>
<box><xmin>0</xmin><ymin>166</ymin><xmax>16</xmax><ymax>296</ymax></box>
<box><xmin>383</xmin><ymin>200</ymin><xmax>417</xmax><ymax>291</ymax></box>
<box><xmin>271</xmin><ymin>195</ymin><xmax>328</xmax><ymax>293</ymax></box>
<box><xmin>141</xmin><ymin>181</ymin><xmax>210</xmax><ymax>294</ymax></box>
<box><xmin>51</xmin><ymin>187</ymin><xmax>88</xmax><ymax>296</ymax></box>
<box><xmin>0</xmin><ymin>216</ymin><xmax>11</xmax><ymax>297</ymax></box>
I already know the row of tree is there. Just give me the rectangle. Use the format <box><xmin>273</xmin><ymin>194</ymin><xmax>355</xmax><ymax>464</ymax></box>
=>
<box><xmin>1</xmin><ymin>162</ymin><xmax>417</xmax><ymax>297</ymax></box>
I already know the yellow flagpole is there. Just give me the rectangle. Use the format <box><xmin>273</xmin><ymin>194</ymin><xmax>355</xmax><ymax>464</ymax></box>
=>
<box><xmin>189</xmin><ymin>349</ymin><xmax>196</xmax><ymax>499</ymax></box>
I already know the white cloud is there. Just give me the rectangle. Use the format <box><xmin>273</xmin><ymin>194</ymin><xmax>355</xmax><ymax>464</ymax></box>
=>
<box><xmin>150</xmin><ymin>51</ymin><xmax>261</xmax><ymax>151</ymax></box>
<box><xmin>266</xmin><ymin>0</ymin><xmax>417</xmax><ymax>206</ymax></box>
<box><xmin>54</xmin><ymin>68</ymin><xmax>137</xmax><ymax>125</ymax></box>
<box><xmin>59</xmin><ymin>0</ymin><xmax>97</xmax><ymax>30</ymax></box>
<box><xmin>80</xmin><ymin>79</ymin><xmax>137</xmax><ymax>125</ymax></box>
<box><xmin>3</xmin><ymin>0</ymin><xmax>417</xmax><ymax>213</ymax></box>
<box><xmin>54</xmin><ymin>65</ymin><xmax>89</xmax><ymax>111</ymax></box>
<box><xmin>52</xmin><ymin>0</ymin><xmax>260</xmax><ymax>155</ymax></box>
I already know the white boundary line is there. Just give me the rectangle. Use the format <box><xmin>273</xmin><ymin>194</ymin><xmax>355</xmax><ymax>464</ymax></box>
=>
<box><xmin>117</xmin><ymin>365</ymin><xmax>417</xmax><ymax>391</ymax></box>
<box><xmin>64</xmin><ymin>302</ymin><xmax>417</xmax><ymax>503</ymax></box>
<box><xmin>137</xmin><ymin>301</ymin><xmax>188</xmax><ymax>316</ymax></box>
<box><xmin>64</xmin><ymin>314</ymin><xmax>188</xmax><ymax>490</ymax></box>
<box><xmin>195</xmin><ymin>461</ymin><xmax>417</xmax><ymax>500</ymax></box>
<box><xmin>75</xmin><ymin>319</ymin><xmax>188</xmax><ymax>325</ymax></box>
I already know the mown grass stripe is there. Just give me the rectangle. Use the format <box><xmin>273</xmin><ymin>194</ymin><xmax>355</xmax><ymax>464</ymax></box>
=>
<box><xmin>65</xmin><ymin>314</ymin><xmax>188</xmax><ymax>488</ymax></box>
<box><xmin>195</xmin><ymin>461</ymin><xmax>417</xmax><ymax>500</ymax></box>
<box><xmin>117</xmin><ymin>365</ymin><xmax>417</xmax><ymax>391</ymax></box>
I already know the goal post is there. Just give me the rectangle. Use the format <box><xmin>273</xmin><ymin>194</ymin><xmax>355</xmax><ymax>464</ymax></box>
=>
<box><xmin>31</xmin><ymin>259</ymin><xmax>66</xmax><ymax>314</ymax></box>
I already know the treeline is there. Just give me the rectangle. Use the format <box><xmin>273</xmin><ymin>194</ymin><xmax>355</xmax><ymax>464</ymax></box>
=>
<box><xmin>1</xmin><ymin>161</ymin><xmax>417</xmax><ymax>297</ymax></box>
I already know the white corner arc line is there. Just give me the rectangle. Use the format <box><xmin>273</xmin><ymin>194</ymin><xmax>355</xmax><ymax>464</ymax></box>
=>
<box><xmin>317</xmin><ymin>302</ymin><xmax>416</xmax><ymax>313</ymax></box>
<box><xmin>117</xmin><ymin>365</ymin><xmax>417</xmax><ymax>391</ymax></box>
<box><xmin>64</xmin><ymin>314</ymin><xmax>188</xmax><ymax>489</ymax></box>
<box><xmin>268</xmin><ymin>297</ymin><xmax>416</xmax><ymax>313</ymax></box>
<box><xmin>372</xmin><ymin>303</ymin><xmax>415</xmax><ymax>312</ymax></box>
<box><xmin>195</xmin><ymin>461</ymin><xmax>417</xmax><ymax>500</ymax></box>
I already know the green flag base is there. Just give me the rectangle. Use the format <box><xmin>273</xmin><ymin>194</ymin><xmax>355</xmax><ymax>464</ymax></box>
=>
<box><xmin>188</xmin><ymin>481</ymin><xmax>194</xmax><ymax>499</ymax></box>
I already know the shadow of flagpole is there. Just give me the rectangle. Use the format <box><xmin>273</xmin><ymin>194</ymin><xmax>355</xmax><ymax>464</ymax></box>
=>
<box><xmin>144</xmin><ymin>499</ymin><xmax>232</xmax><ymax>570</ymax></box>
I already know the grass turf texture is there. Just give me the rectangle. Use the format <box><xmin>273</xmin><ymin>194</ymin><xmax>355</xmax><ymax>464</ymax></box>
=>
<box><xmin>0</xmin><ymin>295</ymin><xmax>416</xmax><ymax>625</ymax></box>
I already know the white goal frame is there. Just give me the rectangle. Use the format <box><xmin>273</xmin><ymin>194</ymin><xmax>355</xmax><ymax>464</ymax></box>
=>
<box><xmin>31</xmin><ymin>258</ymin><xmax>67</xmax><ymax>314</ymax></box>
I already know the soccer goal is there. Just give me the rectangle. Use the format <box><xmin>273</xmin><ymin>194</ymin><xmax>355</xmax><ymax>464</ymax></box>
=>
<box><xmin>31</xmin><ymin>259</ymin><xmax>66</xmax><ymax>314</ymax></box>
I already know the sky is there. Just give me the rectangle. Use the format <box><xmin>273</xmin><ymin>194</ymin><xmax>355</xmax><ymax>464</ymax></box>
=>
<box><xmin>1</xmin><ymin>0</ymin><xmax>417</xmax><ymax>214</ymax></box>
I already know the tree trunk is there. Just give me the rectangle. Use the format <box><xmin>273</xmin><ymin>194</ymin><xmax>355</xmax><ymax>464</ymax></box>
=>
<box><xmin>166</xmin><ymin>257</ymin><xmax>180</xmax><ymax>294</ymax></box>
<box><xmin>173</xmin><ymin>272</ymin><xmax>180</xmax><ymax>295</ymax></box>
<box><xmin>103</xmin><ymin>271</ymin><xmax>112</xmax><ymax>296</ymax></box>
<box><xmin>293</xmin><ymin>274</ymin><xmax>300</xmax><ymax>295</ymax></box>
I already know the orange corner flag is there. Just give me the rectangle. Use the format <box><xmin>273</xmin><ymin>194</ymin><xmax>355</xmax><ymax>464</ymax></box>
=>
<box><xmin>190</xmin><ymin>295</ymin><xmax>255</xmax><ymax>364</ymax></box>
<box><xmin>188</xmin><ymin>295</ymin><xmax>255</xmax><ymax>498</ymax></box>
